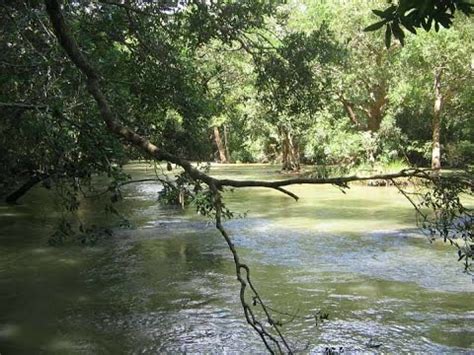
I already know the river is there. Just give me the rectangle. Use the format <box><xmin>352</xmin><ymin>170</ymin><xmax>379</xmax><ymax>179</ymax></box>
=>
<box><xmin>0</xmin><ymin>163</ymin><xmax>472</xmax><ymax>353</ymax></box>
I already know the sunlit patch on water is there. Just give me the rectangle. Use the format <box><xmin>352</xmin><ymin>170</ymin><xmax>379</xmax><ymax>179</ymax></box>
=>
<box><xmin>223</xmin><ymin>218</ymin><xmax>474</xmax><ymax>293</ymax></box>
<box><xmin>0</xmin><ymin>212</ymin><xmax>27</xmax><ymax>217</ymax></box>
<box><xmin>31</xmin><ymin>247</ymin><xmax>49</xmax><ymax>254</ymax></box>
<box><xmin>129</xmin><ymin>181</ymin><xmax>163</xmax><ymax>201</ymax></box>
<box><xmin>0</xmin><ymin>324</ymin><xmax>21</xmax><ymax>339</ymax></box>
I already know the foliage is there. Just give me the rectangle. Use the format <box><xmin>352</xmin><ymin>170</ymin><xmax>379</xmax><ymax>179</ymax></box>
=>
<box><xmin>157</xmin><ymin>163</ymin><xmax>243</xmax><ymax>220</ymax></box>
<box><xmin>1</xmin><ymin>1</ymin><xmax>473</xmax><ymax>352</ymax></box>
<box><xmin>255</xmin><ymin>25</ymin><xmax>342</xmax><ymax>116</ymax></box>
<box><xmin>2</xmin><ymin>1</ymin><xmax>472</xmax><ymax>191</ymax></box>
<box><xmin>48</xmin><ymin>218</ymin><xmax>113</xmax><ymax>246</ymax></box>
<box><xmin>366</xmin><ymin>0</ymin><xmax>474</xmax><ymax>47</ymax></box>
<box><xmin>2</xmin><ymin>1</ymin><xmax>471</xmax><ymax>247</ymax></box>
<box><xmin>391</xmin><ymin>17</ymin><xmax>474</xmax><ymax>167</ymax></box>
<box><xmin>418</xmin><ymin>171</ymin><xmax>473</xmax><ymax>271</ymax></box>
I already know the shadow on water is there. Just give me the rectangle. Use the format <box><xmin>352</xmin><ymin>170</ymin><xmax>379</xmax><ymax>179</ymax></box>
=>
<box><xmin>0</xmin><ymin>163</ymin><xmax>473</xmax><ymax>353</ymax></box>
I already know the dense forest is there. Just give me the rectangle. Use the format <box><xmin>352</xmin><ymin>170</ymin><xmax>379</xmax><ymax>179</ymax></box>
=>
<box><xmin>0</xmin><ymin>1</ymin><xmax>473</xmax><ymax>353</ymax></box>
<box><xmin>2</xmin><ymin>1</ymin><xmax>473</xmax><ymax>187</ymax></box>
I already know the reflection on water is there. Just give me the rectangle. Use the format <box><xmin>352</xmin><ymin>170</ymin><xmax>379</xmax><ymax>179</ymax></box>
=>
<box><xmin>0</xmin><ymin>163</ymin><xmax>472</xmax><ymax>353</ymax></box>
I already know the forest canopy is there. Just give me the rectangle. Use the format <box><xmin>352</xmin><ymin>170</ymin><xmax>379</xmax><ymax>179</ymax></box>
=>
<box><xmin>1</xmin><ymin>0</ymin><xmax>473</xmax><ymax>187</ymax></box>
<box><xmin>0</xmin><ymin>1</ymin><xmax>473</xmax><ymax>353</ymax></box>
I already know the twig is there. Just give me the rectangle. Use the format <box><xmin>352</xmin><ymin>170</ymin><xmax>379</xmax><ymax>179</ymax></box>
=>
<box><xmin>273</xmin><ymin>186</ymin><xmax>299</xmax><ymax>201</ymax></box>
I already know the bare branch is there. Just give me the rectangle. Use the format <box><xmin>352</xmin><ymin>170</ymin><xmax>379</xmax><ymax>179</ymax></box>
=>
<box><xmin>391</xmin><ymin>178</ymin><xmax>427</xmax><ymax>220</ymax></box>
<box><xmin>0</xmin><ymin>102</ymin><xmax>49</xmax><ymax>110</ymax></box>
<box><xmin>216</xmin><ymin>169</ymin><xmax>433</xmax><ymax>191</ymax></box>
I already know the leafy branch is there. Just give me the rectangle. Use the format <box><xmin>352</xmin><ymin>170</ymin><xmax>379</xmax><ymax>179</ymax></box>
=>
<box><xmin>365</xmin><ymin>0</ymin><xmax>474</xmax><ymax>47</ymax></box>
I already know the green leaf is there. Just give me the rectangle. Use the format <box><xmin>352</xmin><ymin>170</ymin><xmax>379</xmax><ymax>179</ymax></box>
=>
<box><xmin>391</xmin><ymin>21</ymin><xmax>405</xmax><ymax>45</ymax></box>
<box><xmin>437</xmin><ymin>13</ymin><xmax>453</xmax><ymax>28</ymax></box>
<box><xmin>421</xmin><ymin>18</ymin><xmax>428</xmax><ymax>31</ymax></box>
<box><xmin>372</xmin><ymin>9</ymin><xmax>386</xmax><ymax>17</ymax></box>
<box><xmin>364</xmin><ymin>20</ymin><xmax>387</xmax><ymax>32</ymax></box>
<box><xmin>384</xmin><ymin>24</ymin><xmax>392</xmax><ymax>48</ymax></box>
<box><xmin>401</xmin><ymin>18</ymin><xmax>417</xmax><ymax>34</ymax></box>
<box><xmin>382</xmin><ymin>5</ymin><xmax>398</xmax><ymax>17</ymax></box>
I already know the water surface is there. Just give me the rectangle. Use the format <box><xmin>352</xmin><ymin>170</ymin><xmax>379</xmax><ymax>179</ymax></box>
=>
<box><xmin>0</xmin><ymin>163</ymin><xmax>472</xmax><ymax>353</ymax></box>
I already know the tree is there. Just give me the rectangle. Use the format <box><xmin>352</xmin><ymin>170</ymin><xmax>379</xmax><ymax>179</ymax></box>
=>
<box><xmin>289</xmin><ymin>0</ymin><xmax>400</xmax><ymax>133</ymax></box>
<box><xmin>254</xmin><ymin>26</ymin><xmax>342</xmax><ymax>170</ymax></box>
<box><xmin>0</xmin><ymin>2</ymin><xmax>131</xmax><ymax>203</ymax></box>
<box><xmin>391</xmin><ymin>18</ymin><xmax>474</xmax><ymax>170</ymax></box>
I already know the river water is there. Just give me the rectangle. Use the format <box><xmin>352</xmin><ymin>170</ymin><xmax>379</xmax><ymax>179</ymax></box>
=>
<box><xmin>0</xmin><ymin>164</ymin><xmax>472</xmax><ymax>353</ymax></box>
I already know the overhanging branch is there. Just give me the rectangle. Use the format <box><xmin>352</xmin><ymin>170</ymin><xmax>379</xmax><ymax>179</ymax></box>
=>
<box><xmin>44</xmin><ymin>0</ymin><xmax>216</xmax><ymax>188</ymax></box>
<box><xmin>216</xmin><ymin>168</ymin><xmax>433</xmax><ymax>191</ymax></box>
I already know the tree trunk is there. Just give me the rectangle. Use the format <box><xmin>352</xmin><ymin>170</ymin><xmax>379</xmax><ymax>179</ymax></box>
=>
<box><xmin>213</xmin><ymin>126</ymin><xmax>228</xmax><ymax>163</ymax></box>
<box><xmin>223</xmin><ymin>125</ymin><xmax>231</xmax><ymax>163</ymax></box>
<box><xmin>367</xmin><ymin>108</ymin><xmax>382</xmax><ymax>132</ymax></box>
<box><xmin>280</xmin><ymin>127</ymin><xmax>300</xmax><ymax>171</ymax></box>
<box><xmin>432</xmin><ymin>69</ymin><xmax>443</xmax><ymax>171</ymax></box>
<box><xmin>364</xmin><ymin>82</ymin><xmax>388</xmax><ymax>132</ymax></box>
<box><xmin>366</xmin><ymin>84</ymin><xmax>387</xmax><ymax>132</ymax></box>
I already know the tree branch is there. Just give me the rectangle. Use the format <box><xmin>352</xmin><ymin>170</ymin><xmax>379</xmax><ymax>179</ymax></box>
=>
<box><xmin>44</xmin><ymin>0</ymin><xmax>216</xmax><ymax>188</ymax></box>
<box><xmin>44</xmin><ymin>2</ymin><xmax>292</xmax><ymax>352</ymax></box>
<box><xmin>0</xmin><ymin>102</ymin><xmax>49</xmax><ymax>110</ymax></box>
<box><xmin>337</xmin><ymin>94</ymin><xmax>361</xmax><ymax>127</ymax></box>
<box><xmin>211</xmin><ymin>186</ymin><xmax>292</xmax><ymax>354</ymax></box>
<box><xmin>216</xmin><ymin>169</ymin><xmax>433</xmax><ymax>191</ymax></box>
<box><xmin>273</xmin><ymin>187</ymin><xmax>299</xmax><ymax>201</ymax></box>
